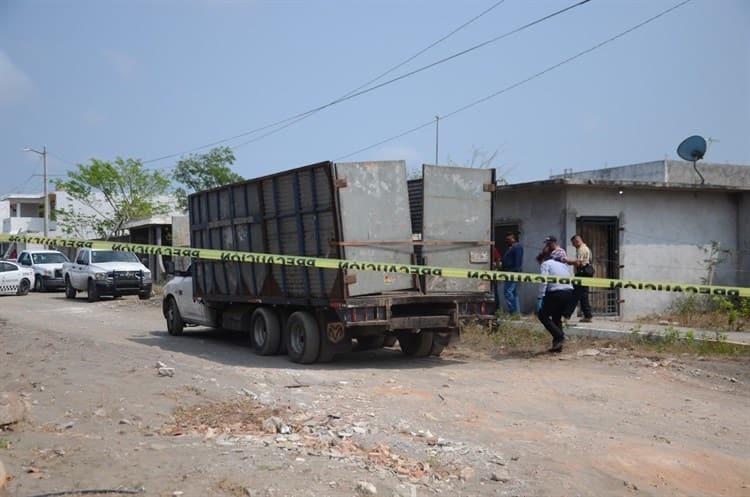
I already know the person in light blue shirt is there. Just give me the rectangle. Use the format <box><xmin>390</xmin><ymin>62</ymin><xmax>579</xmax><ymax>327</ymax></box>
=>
<box><xmin>501</xmin><ymin>233</ymin><xmax>523</xmax><ymax>316</ymax></box>
<box><xmin>536</xmin><ymin>251</ymin><xmax>575</xmax><ymax>352</ymax></box>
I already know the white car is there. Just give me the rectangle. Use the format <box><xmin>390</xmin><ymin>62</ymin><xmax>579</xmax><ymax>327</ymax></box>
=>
<box><xmin>0</xmin><ymin>260</ymin><xmax>35</xmax><ymax>296</ymax></box>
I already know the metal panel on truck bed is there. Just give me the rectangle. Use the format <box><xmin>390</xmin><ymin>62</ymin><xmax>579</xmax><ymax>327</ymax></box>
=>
<box><xmin>421</xmin><ymin>164</ymin><xmax>494</xmax><ymax>293</ymax></box>
<box><xmin>334</xmin><ymin>161</ymin><xmax>414</xmax><ymax>297</ymax></box>
<box><xmin>189</xmin><ymin>162</ymin><xmax>343</xmax><ymax>302</ymax></box>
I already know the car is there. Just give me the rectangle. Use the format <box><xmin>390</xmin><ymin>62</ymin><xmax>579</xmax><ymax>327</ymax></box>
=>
<box><xmin>16</xmin><ymin>249</ymin><xmax>70</xmax><ymax>291</ymax></box>
<box><xmin>0</xmin><ymin>260</ymin><xmax>35</xmax><ymax>296</ymax></box>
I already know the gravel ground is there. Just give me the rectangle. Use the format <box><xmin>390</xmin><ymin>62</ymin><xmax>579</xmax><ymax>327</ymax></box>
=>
<box><xmin>0</xmin><ymin>292</ymin><xmax>748</xmax><ymax>497</ymax></box>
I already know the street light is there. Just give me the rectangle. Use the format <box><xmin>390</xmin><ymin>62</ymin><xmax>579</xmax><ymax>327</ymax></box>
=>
<box><xmin>23</xmin><ymin>146</ymin><xmax>49</xmax><ymax>237</ymax></box>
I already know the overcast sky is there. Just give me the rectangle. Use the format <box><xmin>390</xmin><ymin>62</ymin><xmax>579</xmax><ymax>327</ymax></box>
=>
<box><xmin>1</xmin><ymin>0</ymin><xmax>748</xmax><ymax>196</ymax></box>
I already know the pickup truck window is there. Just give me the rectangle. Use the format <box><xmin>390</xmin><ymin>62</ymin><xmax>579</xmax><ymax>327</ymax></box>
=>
<box><xmin>19</xmin><ymin>253</ymin><xmax>31</xmax><ymax>265</ymax></box>
<box><xmin>32</xmin><ymin>252</ymin><xmax>69</xmax><ymax>264</ymax></box>
<box><xmin>76</xmin><ymin>251</ymin><xmax>87</xmax><ymax>264</ymax></box>
<box><xmin>90</xmin><ymin>251</ymin><xmax>140</xmax><ymax>264</ymax></box>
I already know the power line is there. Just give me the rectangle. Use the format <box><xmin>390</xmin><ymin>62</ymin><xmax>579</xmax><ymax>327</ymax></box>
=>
<box><xmin>336</xmin><ymin>0</ymin><xmax>692</xmax><ymax>161</ymax></box>
<box><xmin>144</xmin><ymin>0</ymin><xmax>591</xmax><ymax>164</ymax></box>
<box><xmin>48</xmin><ymin>152</ymin><xmax>77</xmax><ymax>167</ymax></box>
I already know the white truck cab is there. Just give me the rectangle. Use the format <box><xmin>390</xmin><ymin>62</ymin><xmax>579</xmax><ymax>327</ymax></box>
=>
<box><xmin>62</xmin><ymin>248</ymin><xmax>152</xmax><ymax>302</ymax></box>
<box><xmin>162</xmin><ymin>264</ymin><xmax>216</xmax><ymax>335</ymax></box>
<box><xmin>17</xmin><ymin>249</ymin><xmax>69</xmax><ymax>291</ymax></box>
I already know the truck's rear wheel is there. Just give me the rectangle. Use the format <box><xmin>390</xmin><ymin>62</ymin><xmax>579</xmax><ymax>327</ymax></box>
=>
<box><xmin>397</xmin><ymin>330</ymin><xmax>433</xmax><ymax>357</ymax></box>
<box><xmin>65</xmin><ymin>277</ymin><xmax>76</xmax><ymax>299</ymax></box>
<box><xmin>251</xmin><ymin>308</ymin><xmax>281</xmax><ymax>355</ymax></box>
<box><xmin>383</xmin><ymin>336</ymin><xmax>398</xmax><ymax>348</ymax></box>
<box><xmin>166</xmin><ymin>297</ymin><xmax>184</xmax><ymax>336</ymax></box>
<box><xmin>286</xmin><ymin>311</ymin><xmax>320</xmax><ymax>364</ymax></box>
<box><xmin>87</xmin><ymin>279</ymin><xmax>99</xmax><ymax>303</ymax></box>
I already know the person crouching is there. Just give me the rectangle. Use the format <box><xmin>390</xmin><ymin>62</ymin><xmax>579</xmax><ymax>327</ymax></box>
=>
<box><xmin>535</xmin><ymin>251</ymin><xmax>575</xmax><ymax>353</ymax></box>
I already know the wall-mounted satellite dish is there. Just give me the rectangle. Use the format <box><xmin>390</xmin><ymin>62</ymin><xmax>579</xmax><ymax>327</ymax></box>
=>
<box><xmin>676</xmin><ymin>135</ymin><xmax>707</xmax><ymax>185</ymax></box>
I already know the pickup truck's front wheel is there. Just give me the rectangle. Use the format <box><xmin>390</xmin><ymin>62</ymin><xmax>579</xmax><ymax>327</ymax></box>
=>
<box><xmin>165</xmin><ymin>297</ymin><xmax>184</xmax><ymax>336</ymax></box>
<box><xmin>65</xmin><ymin>278</ymin><xmax>76</xmax><ymax>299</ymax></box>
<box><xmin>87</xmin><ymin>279</ymin><xmax>99</xmax><ymax>303</ymax></box>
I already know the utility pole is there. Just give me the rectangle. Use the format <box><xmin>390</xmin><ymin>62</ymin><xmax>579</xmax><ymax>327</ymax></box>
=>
<box><xmin>23</xmin><ymin>146</ymin><xmax>49</xmax><ymax>237</ymax></box>
<box><xmin>435</xmin><ymin>116</ymin><xmax>440</xmax><ymax>166</ymax></box>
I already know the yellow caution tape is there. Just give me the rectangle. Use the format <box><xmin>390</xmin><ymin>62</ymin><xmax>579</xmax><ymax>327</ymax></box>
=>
<box><xmin>3</xmin><ymin>234</ymin><xmax>748</xmax><ymax>297</ymax></box>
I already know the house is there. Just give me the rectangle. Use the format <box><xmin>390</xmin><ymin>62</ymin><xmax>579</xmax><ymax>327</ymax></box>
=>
<box><xmin>124</xmin><ymin>214</ymin><xmax>190</xmax><ymax>283</ymax></box>
<box><xmin>493</xmin><ymin>160</ymin><xmax>750</xmax><ymax>319</ymax></box>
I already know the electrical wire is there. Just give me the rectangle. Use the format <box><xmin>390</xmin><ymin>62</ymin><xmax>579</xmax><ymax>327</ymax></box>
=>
<box><xmin>335</xmin><ymin>0</ymin><xmax>692</xmax><ymax>161</ymax></box>
<box><xmin>143</xmin><ymin>0</ymin><xmax>591</xmax><ymax>164</ymax></box>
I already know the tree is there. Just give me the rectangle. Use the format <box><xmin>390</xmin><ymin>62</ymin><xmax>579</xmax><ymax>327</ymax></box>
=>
<box><xmin>447</xmin><ymin>145</ymin><xmax>510</xmax><ymax>185</ymax></box>
<box><xmin>54</xmin><ymin>157</ymin><xmax>171</xmax><ymax>240</ymax></box>
<box><xmin>173</xmin><ymin>146</ymin><xmax>244</xmax><ymax>211</ymax></box>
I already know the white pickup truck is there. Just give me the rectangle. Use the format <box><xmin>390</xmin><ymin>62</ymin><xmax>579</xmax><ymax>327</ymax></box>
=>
<box><xmin>62</xmin><ymin>248</ymin><xmax>152</xmax><ymax>302</ymax></box>
<box><xmin>16</xmin><ymin>249</ymin><xmax>70</xmax><ymax>291</ymax></box>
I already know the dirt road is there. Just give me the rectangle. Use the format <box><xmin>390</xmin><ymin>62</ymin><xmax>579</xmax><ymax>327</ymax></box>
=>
<box><xmin>1</xmin><ymin>293</ymin><xmax>748</xmax><ymax>497</ymax></box>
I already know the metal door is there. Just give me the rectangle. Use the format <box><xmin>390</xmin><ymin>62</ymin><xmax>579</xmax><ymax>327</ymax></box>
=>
<box><xmin>421</xmin><ymin>164</ymin><xmax>494</xmax><ymax>293</ymax></box>
<box><xmin>335</xmin><ymin>161</ymin><xmax>414</xmax><ymax>296</ymax></box>
<box><xmin>576</xmin><ymin>217</ymin><xmax>620</xmax><ymax>315</ymax></box>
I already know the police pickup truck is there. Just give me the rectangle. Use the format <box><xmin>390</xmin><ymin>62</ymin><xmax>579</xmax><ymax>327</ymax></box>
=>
<box><xmin>16</xmin><ymin>249</ymin><xmax>69</xmax><ymax>291</ymax></box>
<box><xmin>62</xmin><ymin>248</ymin><xmax>152</xmax><ymax>302</ymax></box>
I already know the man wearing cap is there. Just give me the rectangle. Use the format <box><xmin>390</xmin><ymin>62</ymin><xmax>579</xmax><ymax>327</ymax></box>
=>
<box><xmin>543</xmin><ymin>236</ymin><xmax>568</xmax><ymax>263</ymax></box>
<box><xmin>502</xmin><ymin>233</ymin><xmax>523</xmax><ymax>317</ymax></box>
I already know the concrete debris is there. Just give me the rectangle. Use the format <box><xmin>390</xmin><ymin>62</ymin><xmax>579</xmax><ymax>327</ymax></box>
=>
<box><xmin>55</xmin><ymin>421</ymin><xmax>75</xmax><ymax>431</ymax></box>
<box><xmin>356</xmin><ymin>481</ymin><xmax>378</xmax><ymax>495</ymax></box>
<box><xmin>0</xmin><ymin>392</ymin><xmax>28</xmax><ymax>426</ymax></box>
<box><xmin>459</xmin><ymin>467</ymin><xmax>475</xmax><ymax>481</ymax></box>
<box><xmin>261</xmin><ymin>416</ymin><xmax>290</xmax><ymax>434</ymax></box>
<box><xmin>0</xmin><ymin>458</ymin><xmax>7</xmax><ymax>489</ymax></box>
<box><xmin>490</xmin><ymin>470</ymin><xmax>511</xmax><ymax>482</ymax></box>
<box><xmin>577</xmin><ymin>349</ymin><xmax>601</xmax><ymax>357</ymax></box>
<box><xmin>158</xmin><ymin>367</ymin><xmax>175</xmax><ymax>377</ymax></box>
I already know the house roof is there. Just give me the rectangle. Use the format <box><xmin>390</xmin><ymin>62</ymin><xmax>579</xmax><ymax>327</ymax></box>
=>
<box><xmin>500</xmin><ymin>160</ymin><xmax>750</xmax><ymax>193</ymax></box>
<box><xmin>0</xmin><ymin>193</ymin><xmax>45</xmax><ymax>202</ymax></box>
<box><xmin>496</xmin><ymin>177</ymin><xmax>750</xmax><ymax>193</ymax></box>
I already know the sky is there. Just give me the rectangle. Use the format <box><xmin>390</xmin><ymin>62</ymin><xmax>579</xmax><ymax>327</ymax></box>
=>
<box><xmin>1</xmin><ymin>0</ymin><xmax>748</xmax><ymax>196</ymax></box>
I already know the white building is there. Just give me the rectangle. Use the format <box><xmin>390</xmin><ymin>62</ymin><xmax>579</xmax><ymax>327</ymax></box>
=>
<box><xmin>494</xmin><ymin>160</ymin><xmax>750</xmax><ymax>319</ymax></box>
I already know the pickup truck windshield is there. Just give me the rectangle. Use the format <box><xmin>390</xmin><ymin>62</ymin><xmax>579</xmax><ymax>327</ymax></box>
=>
<box><xmin>90</xmin><ymin>251</ymin><xmax>140</xmax><ymax>264</ymax></box>
<box><xmin>32</xmin><ymin>253</ymin><xmax>69</xmax><ymax>264</ymax></box>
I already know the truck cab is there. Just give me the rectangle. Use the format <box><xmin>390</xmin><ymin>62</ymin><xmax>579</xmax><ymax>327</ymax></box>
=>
<box><xmin>62</xmin><ymin>248</ymin><xmax>153</xmax><ymax>302</ymax></box>
<box><xmin>17</xmin><ymin>249</ymin><xmax>69</xmax><ymax>291</ymax></box>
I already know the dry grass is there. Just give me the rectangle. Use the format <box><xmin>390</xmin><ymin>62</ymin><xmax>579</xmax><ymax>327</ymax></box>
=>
<box><xmin>164</xmin><ymin>399</ymin><xmax>286</xmax><ymax>436</ymax></box>
<box><xmin>458</xmin><ymin>317</ymin><xmax>750</xmax><ymax>358</ymax></box>
<box><xmin>640</xmin><ymin>295</ymin><xmax>750</xmax><ymax>332</ymax></box>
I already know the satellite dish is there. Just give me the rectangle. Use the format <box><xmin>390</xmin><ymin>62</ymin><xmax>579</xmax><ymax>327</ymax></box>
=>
<box><xmin>677</xmin><ymin>135</ymin><xmax>707</xmax><ymax>162</ymax></box>
<box><xmin>676</xmin><ymin>135</ymin><xmax>707</xmax><ymax>185</ymax></box>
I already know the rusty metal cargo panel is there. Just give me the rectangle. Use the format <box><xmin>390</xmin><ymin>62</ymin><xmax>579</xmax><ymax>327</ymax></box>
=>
<box><xmin>421</xmin><ymin>164</ymin><xmax>494</xmax><ymax>293</ymax></box>
<box><xmin>334</xmin><ymin>161</ymin><xmax>414</xmax><ymax>296</ymax></box>
<box><xmin>190</xmin><ymin>162</ymin><xmax>342</xmax><ymax>302</ymax></box>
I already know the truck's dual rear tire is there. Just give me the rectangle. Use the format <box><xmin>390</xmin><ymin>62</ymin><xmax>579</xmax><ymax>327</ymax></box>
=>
<box><xmin>251</xmin><ymin>308</ymin><xmax>281</xmax><ymax>355</ymax></box>
<box><xmin>397</xmin><ymin>330</ymin><xmax>434</xmax><ymax>357</ymax></box>
<box><xmin>286</xmin><ymin>311</ymin><xmax>320</xmax><ymax>364</ymax></box>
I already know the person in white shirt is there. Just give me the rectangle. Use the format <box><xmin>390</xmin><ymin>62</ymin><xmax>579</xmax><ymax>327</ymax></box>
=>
<box><xmin>536</xmin><ymin>252</ymin><xmax>575</xmax><ymax>352</ymax></box>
